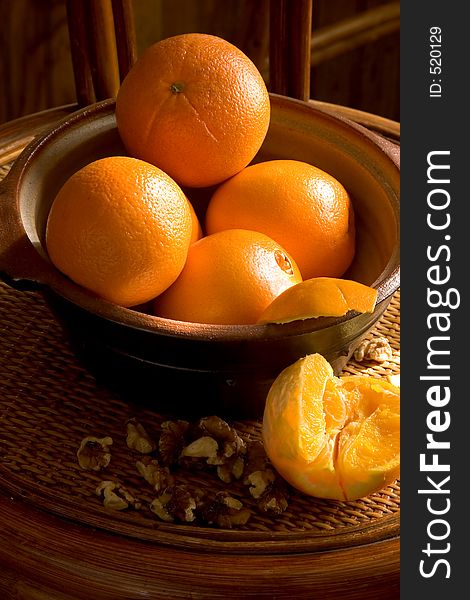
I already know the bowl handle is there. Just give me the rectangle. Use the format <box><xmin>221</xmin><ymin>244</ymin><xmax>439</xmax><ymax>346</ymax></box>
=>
<box><xmin>0</xmin><ymin>175</ymin><xmax>58</xmax><ymax>291</ymax></box>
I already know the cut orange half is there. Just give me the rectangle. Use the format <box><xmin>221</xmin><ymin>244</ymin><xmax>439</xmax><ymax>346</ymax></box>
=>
<box><xmin>257</xmin><ymin>277</ymin><xmax>378</xmax><ymax>324</ymax></box>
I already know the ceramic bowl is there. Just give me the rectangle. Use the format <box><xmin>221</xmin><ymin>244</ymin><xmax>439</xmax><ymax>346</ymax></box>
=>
<box><xmin>0</xmin><ymin>96</ymin><xmax>399</xmax><ymax>418</ymax></box>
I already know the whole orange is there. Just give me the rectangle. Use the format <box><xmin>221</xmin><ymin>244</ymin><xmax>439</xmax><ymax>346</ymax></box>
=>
<box><xmin>46</xmin><ymin>156</ymin><xmax>193</xmax><ymax>307</ymax></box>
<box><xmin>115</xmin><ymin>33</ymin><xmax>270</xmax><ymax>188</ymax></box>
<box><xmin>205</xmin><ymin>159</ymin><xmax>356</xmax><ymax>279</ymax></box>
<box><xmin>188</xmin><ymin>200</ymin><xmax>203</xmax><ymax>244</ymax></box>
<box><xmin>153</xmin><ymin>229</ymin><xmax>302</xmax><ymax>325</ymax></box>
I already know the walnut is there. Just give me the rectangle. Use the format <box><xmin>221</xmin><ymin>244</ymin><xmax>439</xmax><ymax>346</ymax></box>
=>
<box><xmin>257</xmin><ymin>477</ymin><xmax>290</xmax><ymax>515</ymax></box>
<box><xmin>179</xmin><ymin>416</ymin><xmax>247</xmax><ymax>472</ymax></box>
<box><xmin>246</xmin><ymin>469</ymin><xmax>276</xmax><ymax>499</ymax></box>
<box><xmin>180</xmin><ymin>436</ymin><xmax>219</xmax><ymax>462</ymax></box>
<box><xmin>239</xmin><ymin>439</ymin><xmax>289</xmax><ymax>514</ymax></box>
<box><xmin>126</xmin><ymin>418</ymin><xmax>156</xmax><ymax>454</ymax></box>
<box><xmin>217</xmin><ymin>455</ymin><xmax>245</xmax><ymax>483</ymax></box>
<box><xmin>149</xmin><ymin>493</ymin><xmax>174</xmax><ymax>522</ymax></box>
<box><xmin>158</xmin><ymin>420</ymin><xmax>190</xmax><ymax>466</ymax></box>
<box><xmin>136</xmin><ymin>456</ymin><xmax>174</xmax><ymax>493</ymax></box>
<box><xmin>243</xmin><ymin>440</ymin><xmax>269</xmax><ymax>483</ymax></box>
<box><xmin>198</xmin><ymin>492</ymin><xmax>251</xmax><ymax>528</ymax></box>
<box><xmin>96</xmin><ymin>480</ymin><xmax>141</xmax><ymax>510</ymax></box>
<box><xmin>77</xmin><ymin>436</ymin><xmax>113</xmax><ymax>471</ymax></box>
<box><xmin>150</xmin><ymin>485</ymin><xmax>201</xmax><ymax>523</ymax></box>
<box><xmin>354</xmin><ymin>337</ymin><xmax>393</xmax><ymax>363</ymax></box>
<box><xmin>195</xmin><ymin>416</ymin><xmax>246</xmax><ymax>460</ymax></box>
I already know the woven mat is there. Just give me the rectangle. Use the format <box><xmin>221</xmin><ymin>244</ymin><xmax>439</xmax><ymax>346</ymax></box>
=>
<box><xmin>0</xmin><ymin>163</ymin><xmax>400</xmax><ymax>546</ymax></box>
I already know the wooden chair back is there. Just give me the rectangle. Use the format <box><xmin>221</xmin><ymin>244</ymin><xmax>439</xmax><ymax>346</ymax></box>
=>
<box><xmin>65</xmin><ymin>0</ymin><xmax>313</xmax><ymax>106</ymax></box>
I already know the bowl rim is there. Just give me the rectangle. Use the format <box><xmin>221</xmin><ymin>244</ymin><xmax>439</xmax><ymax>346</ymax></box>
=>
<box><xmin>1</xmin><ymin>95</ymin><xmax>400</xmax><ymax>342</ymax></box>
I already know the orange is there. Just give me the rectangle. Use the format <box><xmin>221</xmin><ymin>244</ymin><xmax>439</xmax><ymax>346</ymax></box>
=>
<box><xmin>46</xmin><ymin>156</ymin><xmax>193</xmax><ymax>307</ymax></box>
<box><xmin>262</xmin><ymin>353</ymin><xmax>400</xmax><ymax>501</ymax></box>
<box><xmin>257</xmin><ymin>277</ymin><xmax>377</xmax><ymax>324</ymax></box>
<box><xmin>115</xmin><ymin>33</ymin><xmax>270</xmax><ymax>188</ymax></box>
<box><xmin>153</xmin><ymin>229</ymin><xmax>302</xmax><ymax>325</ymax></box>
<box><xmin>188</xmin><ymin>200</ymin><xmax>203</xmax><ymax>244</ymax></box>
<box><xmin>205</xmin><ymin>159</ymin><xmax>356</xmax><ymax>279</ymax></box>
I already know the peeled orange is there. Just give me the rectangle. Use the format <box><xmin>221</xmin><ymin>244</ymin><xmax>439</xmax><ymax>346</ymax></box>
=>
<box><xmin>257</xmin><ymin>277</ymin><xmax>377</xmax><ymax>324</ymax></box>
<box><xmin>262</xmin><ymin>353</ymin><xmax>400</xmax><ymax>501</ymax></box>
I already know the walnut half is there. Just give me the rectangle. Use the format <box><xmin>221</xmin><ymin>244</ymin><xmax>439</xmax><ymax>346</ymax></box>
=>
<box><xmin>126</xmin><ymin>418</ymin><xmax>156</xmax><ymax>454</ymax></box>
<box><xmin>179</xmin><ymin>436</ymin><xmax>219</xmax><ymax>462</ymax></box>
<box><xmin>198</xmin><ymin>492</ymin><xmax>251</xmax><ymax>528</ymax></box>
<box><xmin>246</xmin><ymin>469</ymin><xmax>276</xmax><ymax>499</ymax></box>
<box><xmin>136</xmin><ymin>456</ymin><xmax>174</xmax><ymax>493</ymax></box>
<box><xmin>246</xmin><ymin>469</ymin><xmax>289</xmax><ymax>515</ymax></box>
<box><xmin>158</xmin><ymin>420</ymin><xmax>190</xmax><ymax>466</ymax></box>
<box><xmin>96</xmin><ymin>480</ymin><xmax>141</xmax><ymax>511</ymax></box>
<box><xmin>178</xmin><ymin>416</ymin><xmax>247</xmax><ymax>477</ymax></box>
<box><xmin>354</xmin><ymin>336</ymin><xmax>393</xmax><ymax>363</ymax></box>
<box><xmin>150</xmin><ymin>485</ymin><xmax>202</xmax><ymax>523</ymax></box>
<box><xmin>257</xmin><ymin>480</ymin><xmax>289</xmax><ymax>515</ymax></box>
<box><xmin>195</xmin><ymin>416</ymin><xmax>246</xmax><ymax>461</ymax></box>
<box><xmin>77</xmin><ymin>436</ymin><xmax>113</xmax><ymax>471</ymax></box>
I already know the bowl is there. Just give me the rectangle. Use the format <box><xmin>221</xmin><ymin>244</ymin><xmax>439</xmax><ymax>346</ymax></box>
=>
<box><xmin>0</xmin><ymin>96</ymin><xmax>399</xmax><ymax>418</ymax></box>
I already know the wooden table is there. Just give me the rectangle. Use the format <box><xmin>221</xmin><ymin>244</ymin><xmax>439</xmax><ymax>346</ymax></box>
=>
<box><xmin>0</xmin><ymin>103</ymin><xmax>400</xmax><ymax>599</ymax></box>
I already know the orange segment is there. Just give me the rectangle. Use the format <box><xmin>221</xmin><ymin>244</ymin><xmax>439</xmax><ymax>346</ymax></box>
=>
<box><xmin>257</xmin><ymin>277</ymin><xmax>378</xmax><ymax>324</ymax></box>
<box><xmin>336</xmin><ymin>376</ymin><xmax>400</xmax><ymax>500</ymax></box>
<box><xmin>262</xmin><ymin>354</ymin><xmax>400</xmax><ymax>501</ymax></box>
<box><xmin>323</xmin><ymin>378</ymin><xmax>348</xmax><ymax>433</ymax></box>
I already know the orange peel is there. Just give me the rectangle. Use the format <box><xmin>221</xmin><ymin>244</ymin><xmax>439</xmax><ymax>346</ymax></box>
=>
<box><xmin>257</xmin><ymin>277</ymin><xmax>378</xmax><ymax>324</ymax></box>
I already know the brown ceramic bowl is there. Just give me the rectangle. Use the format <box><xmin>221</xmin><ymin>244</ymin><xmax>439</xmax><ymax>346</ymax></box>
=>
<box><xmin>0</xmin><ymin>96</ymin><xmax>399</xmax><ymax>418</ymax></box>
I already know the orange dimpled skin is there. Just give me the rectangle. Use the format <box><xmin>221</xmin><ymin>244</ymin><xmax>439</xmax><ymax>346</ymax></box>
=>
<box><xmin>115</xmin><ymin>33</ymin><xmax>270</xmax><ymax>188</ymax></box>
<box><xmin>45</xmin><ymin>156</ymin><xmax>193</xmax><ymax>307</ymax></box>
<box><xmin>188</xmin><ymin>200</ymin><xmax>203</xmax><ymax>244</ymax></box>
<box><xmin>205</xmin><ymin>159</ymin><xmax>356</xmax><ymax>279</ymax></box>
<box><xmin>153</xmin><ymin>229</ymin><xmax>302</xmax><ymax>325</ymax></box>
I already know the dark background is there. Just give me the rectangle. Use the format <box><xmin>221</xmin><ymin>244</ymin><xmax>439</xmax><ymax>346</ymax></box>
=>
<box><xmin>0</xmin><ymin>0</ymin><xmax>399</xmax><ymax>125</ymax></box>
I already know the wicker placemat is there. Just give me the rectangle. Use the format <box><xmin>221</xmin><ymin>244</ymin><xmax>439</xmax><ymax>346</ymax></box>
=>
<box><xmin>0</xmin><ymin>162</ymin><xmax>400</xmax><ymax>552</ymax></box>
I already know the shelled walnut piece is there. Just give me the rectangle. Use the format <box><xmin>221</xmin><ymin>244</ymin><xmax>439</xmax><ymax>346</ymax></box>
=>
<box><xmin>353</xmin><ymin>336</ymin><xmax>393</xmax><ymax>363</ymax></box>
<box><xmin>178</xmin><ymin>416</ymin><xmax>248</xmax><ymax>483</ymax></box>
<box><xmin>136</xmin><ymin>456</ymin><xmax>174</xmax><ymax>493</ymax></box>
<box><xmin>96</xmin><ymin>480</ymin><xmax>142</xmax><ymax>510</ymax></box>
<box><xmin>150</xmin><ymin>485</ymin><xmax>202</xmax><ymax>523</ymax></box>
<box><xmin>179</xmin><ymin>416</ymin><xmax>246</xmax><ymax>465</ymax></box>
<box><xmin>158</xmin><ymin>419</ymin><xmax>190</xmax><ymax>466</ymax></box>
<box><xmin>154</xmin><ymin>417</ymin><xmax>290</xmax><ymax>517</ymax></box>
<box><xmin>126</xmin><ymin>418</ymin><xmax>156</xmax><ymax>454</ymax></box>
<box><xmin>198</xmin><ymin>491</ymin><xmax>251</xmax><ymax>528</ymax></box>
<box><xmin>245</xmin><ymin>468</ymin><xmax>290</xmax><ymax>515</ymax></box>
<box><xmin>76</xmin><ymin>415</ymin><xmax>290</xmax><ymax>527</ymax></box>
<box><xmin>216</xmin><ymin>455</ymin><xmax>245</xmax><ymax>484</ymax></box>
<box><xmin>77</xmin><ymin>436</ymin><xmax>113</xmax><ymax>471</ymax></box>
